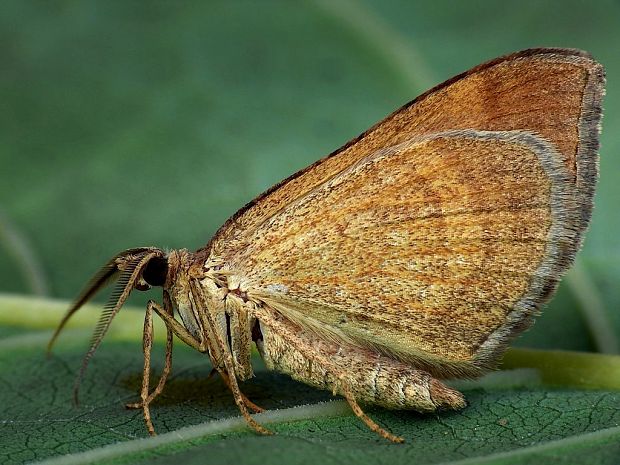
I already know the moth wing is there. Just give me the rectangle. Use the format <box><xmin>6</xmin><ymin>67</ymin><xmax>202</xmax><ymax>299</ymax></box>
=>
<box><xmin>205</xmin><ymin>49</ymin><xmax>603</xmax><ymax>377</ymax></box>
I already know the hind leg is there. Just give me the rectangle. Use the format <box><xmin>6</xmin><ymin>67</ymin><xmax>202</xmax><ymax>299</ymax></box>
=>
<box><xmin>126</xmin><ymin>292</ymin><xmax>175</xmax><ymax>411</ymax></box>
<box><xmin>252</xmin><ymin>307</ymin><xmax>465</xmax><ymax>442</ymax></box>
<box><xmin>126</xmin><ymin>299</ymin><xmax>157</xmax><ymax>435</ymax></box>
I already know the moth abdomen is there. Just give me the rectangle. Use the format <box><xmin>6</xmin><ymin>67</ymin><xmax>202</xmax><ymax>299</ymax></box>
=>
<box><xmin>256</xmin><ymin>312</ymin><xmax>464</xmax><ymax>413</ymax></box>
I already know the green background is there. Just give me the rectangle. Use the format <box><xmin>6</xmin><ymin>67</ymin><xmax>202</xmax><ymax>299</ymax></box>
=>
<box><xmin>1</xmin><ymin>1</ymin><xmax>620</xmax><ymax>464</ymax></box>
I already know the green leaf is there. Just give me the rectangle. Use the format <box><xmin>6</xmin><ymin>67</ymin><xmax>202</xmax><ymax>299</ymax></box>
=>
<box><xmin>2</xmin><ymin>295</ymin><xmax>620</xmax><ymax>465</ymax></box>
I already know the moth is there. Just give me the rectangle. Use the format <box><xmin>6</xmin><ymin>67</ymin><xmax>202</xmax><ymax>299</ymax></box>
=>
<box><xmin>49</xmin><ymin>48</ymin><xmax>604</xmax><ymax>443</ymax></box>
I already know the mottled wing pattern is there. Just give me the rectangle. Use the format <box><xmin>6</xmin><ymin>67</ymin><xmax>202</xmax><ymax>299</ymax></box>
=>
<box><xmin>205</xmin><ymin>49</ymin><xmax>603</xmax><ymax>377</ymax></box>
<box><xmin>223</xmin><ymin>131</ymin><xmax>576</xmax><ymax>376</ymax></box>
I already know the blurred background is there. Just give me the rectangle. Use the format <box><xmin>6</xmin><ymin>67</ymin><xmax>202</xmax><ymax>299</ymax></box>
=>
<box><xmin>1</xmin><ymin>0</ymin><xmax>618</xmax><ymax>353</ymax></box>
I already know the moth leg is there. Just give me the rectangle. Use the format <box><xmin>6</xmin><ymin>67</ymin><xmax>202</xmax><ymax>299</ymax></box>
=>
<box><xmin>340</xmin><ymin>380</ymin><xmax>404</xmax><ymax>443</ymax></box>
<box><xmin>223</xmin><ymin>295</ymin><xmax>263</xmax><ymax>412</ymax></box>
<box><xmin>150</xmin><ymin>299</ymin><xmax>208</xmax><ymax>353</ymax></box>
<box><xmin>144</xmin><ymin>291</ymin><xmax>175</xmax><ymax>403</ymax></box>
<box><xmin>126</xmin><ymin>298</ymin><xmax>156</xmax><ymax>435</ymax></box>
<box><xmin>226</xmin><ymin>295</ymin><xmax>254</xmax><ymax>380</ymax></box>
<box><xmin>252</xmin><ymin>307</ymin><xmax>462</xmax><ymax>442</ymax></box>
<box><xmin>251</xmin><ymin>307</ymin><xmax>400</xmax><ymax>442</ymax></box>
<box><xmin>208</xmin><ymin>365</ymin><xmax>264</xmax><ymax>413</ymax></box>
<box><xmin>126</xmin><ymin>294</ymin><xmax>174</xmax><ymax>409</ymax></box>
<box><xmin>219</xmin><ymin>370</ymin><xmax>264</xmax><ymax>413</ymax></box>
<box><xmin>190</xmin><ymin>280</ymin><xmax>272</xmax><ymax>436</ymax></box>
<box><xmin>208</xmin><ymin>365</ymin><xmax>264</xmax><ymax>412</ymax></box>
<box><xmin>213</xmin><ymin>350</ymin><xmax>272</xmax><ymax>435</ymax></box>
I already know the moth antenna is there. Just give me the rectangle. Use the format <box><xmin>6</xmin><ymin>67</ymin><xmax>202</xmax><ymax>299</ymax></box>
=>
<box><xmin>47</xmin><ymin>247</ymin><xmax>158</xmax><ymax>355</ymax></box>
<box><xmin>72</xmin><ymin>251</ymin><xmax>159</xmax><ymax>406</ymax></box>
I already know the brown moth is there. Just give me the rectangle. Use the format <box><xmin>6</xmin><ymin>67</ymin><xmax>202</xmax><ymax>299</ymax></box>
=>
<box><xmin>48</xmin><ymin>48</ymin><xmax>604</xmax><ymax>443</ymax></box>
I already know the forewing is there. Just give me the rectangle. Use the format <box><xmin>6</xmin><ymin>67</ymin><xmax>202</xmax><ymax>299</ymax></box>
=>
<box><xmin>207</xmin><ymin>48</ymin><xmax>603</xmax><ymax>254</ymax></box>
<box><xmin>206</xmin><ymin>49</ymin><xmax>603</xmax><ymax>376</ymax></box>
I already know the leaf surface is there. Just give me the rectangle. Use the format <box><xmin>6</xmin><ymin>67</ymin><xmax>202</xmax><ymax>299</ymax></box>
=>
<box><xmin>1</xmin><ymin>296</ymin><xmax>620</xmax><ymax>465</ymax></box>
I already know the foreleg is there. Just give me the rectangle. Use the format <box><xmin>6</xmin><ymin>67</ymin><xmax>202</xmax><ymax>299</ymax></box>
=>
<box><xmin>126</xmin><ymin>292</ymin><xmax>175</xmax><ymax>411</ymax></box>
<box><xmin>190</xmin><ymin>280</ymin><xmax>272</xmax><ymax>436</ymax></box>
<box><xmin>128</xmin><ymin>299</ymin><xmax>156</xmax><ymax>435</ymax></box>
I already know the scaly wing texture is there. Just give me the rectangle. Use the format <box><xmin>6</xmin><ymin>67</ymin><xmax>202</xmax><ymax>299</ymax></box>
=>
<box><xmin>204</xmin><ymin>49</ymin><xmax>603</xmax><ymax>377</ymax></box>
<box><xmin>230</xmin><ymin>131</ymin><xmax>576</xmax><ymax>376</ymax></box>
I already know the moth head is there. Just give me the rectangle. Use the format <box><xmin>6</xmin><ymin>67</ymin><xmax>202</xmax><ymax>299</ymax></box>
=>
<box><xmin>47</xmin><ymin>247</ymin><xmax>167</xmax><ymax>404</ymax></box>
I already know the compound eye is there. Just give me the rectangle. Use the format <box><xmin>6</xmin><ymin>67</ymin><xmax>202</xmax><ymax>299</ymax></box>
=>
<box><xmin>142</xmin><ymin>256</ymin><xmax>168</xmax><ymax>287</ymax></box>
